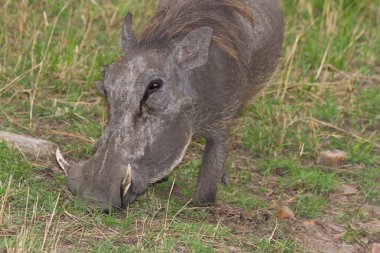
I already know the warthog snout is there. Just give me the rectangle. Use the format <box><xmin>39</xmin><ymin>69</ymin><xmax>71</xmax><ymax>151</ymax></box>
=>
<box><xmin>58</xmin><ymin>151</ymin><xmax>143</xmax><ymax>211</ymax></box>
<box><xmin>66</xmin><ymin>163</ymin><xmax>141</xmax><ymax>211</ymax></box>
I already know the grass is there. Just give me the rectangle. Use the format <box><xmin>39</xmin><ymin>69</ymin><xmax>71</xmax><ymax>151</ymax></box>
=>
<box><xmin>1</xmin><ymin>0</ymin><xmax>380</xmax><ymax>252</ymax></box>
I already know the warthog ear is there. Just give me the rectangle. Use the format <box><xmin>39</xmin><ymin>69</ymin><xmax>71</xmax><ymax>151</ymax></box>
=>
<box><xmin>175</xmin><ymin>27</ymin><xmax>213</xmax><ymax>71</ymax></box>
<box><xmin>121</xmin><ymin>12</ymin><xmax>137</xmax><ymax>54</ymax></box>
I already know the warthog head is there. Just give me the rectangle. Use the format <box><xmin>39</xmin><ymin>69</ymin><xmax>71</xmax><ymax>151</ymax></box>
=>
<box><xmin>62</xmin><ymin>14</ymin><xmax>214</xmax><ymax>211</ymax></box>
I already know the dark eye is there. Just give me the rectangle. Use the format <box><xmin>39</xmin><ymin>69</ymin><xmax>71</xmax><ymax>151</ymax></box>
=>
<box><xmin>139</xmin><ymin>79</ymin><xmax>164</xmax><ymax>116</ymax></box>
<box><xmin>148</xmin><ymin>79</ymin><xmax>163</xmax><ymax>93</ymax></box>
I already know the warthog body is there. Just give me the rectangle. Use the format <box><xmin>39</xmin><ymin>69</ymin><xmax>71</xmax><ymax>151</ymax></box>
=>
<box><xmin>65</xmin><ymin>0</ymin><xmax>284</xmax><ymax>211</ymax></box>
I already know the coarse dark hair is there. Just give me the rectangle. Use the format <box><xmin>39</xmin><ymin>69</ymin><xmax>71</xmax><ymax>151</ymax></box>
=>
<box><xmin>137</xmin><ymin>0</ymin><xmax>255</xmax><ymax>68</ymax></box>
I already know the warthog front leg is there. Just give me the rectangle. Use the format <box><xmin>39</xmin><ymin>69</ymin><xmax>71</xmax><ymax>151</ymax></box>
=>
<box><xmin>193</xmin><ymin>133</ymin><xmax>230</xmax><ymax>205</ymax></box>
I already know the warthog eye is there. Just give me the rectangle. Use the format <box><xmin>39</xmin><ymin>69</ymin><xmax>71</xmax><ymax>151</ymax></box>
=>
<box><xmin>139</xmin><ymin>79</ymin><xmax>163</xmax><ymax>115</ymax></box>
<box><xmin>148</xmin><ymin>79</ymin><xmax>163</xmax><ymax>93</ymax></box>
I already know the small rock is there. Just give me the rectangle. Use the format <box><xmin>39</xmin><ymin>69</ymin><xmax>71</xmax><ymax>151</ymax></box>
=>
<box><xmin>317</xmin><ymin>150</ymin><xmax>347</xmax><ymax>167</ymax></box>
<box><xmin>339</xmin><ymin>184</ymin><xmax>358</xmax><ymax>195</ymax></box>
<box><xmin>372</xmin><ymin>243</ymin><xmax>380</xmax><ymax>253</ymax></box>
<box><xmin>275</xmin><ymin>206</ymin><xmax>295</xmax><ymax>220</ymax></box>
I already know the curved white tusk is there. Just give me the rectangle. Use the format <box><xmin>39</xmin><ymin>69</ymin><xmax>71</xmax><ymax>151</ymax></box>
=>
<box><xmin>121</xmin><ymin>164</ymin><xmax>132</xmax><ymax>198</ymax></box>
<box><xmin>56</xmin><ymin>148</ymin><xmax>71</xmax><ymax>176</ymax></box>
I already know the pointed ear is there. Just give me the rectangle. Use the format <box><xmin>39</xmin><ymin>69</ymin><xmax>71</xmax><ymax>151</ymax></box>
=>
<box><xmin>121</xmin><ymin>13</ymin><xmax>137</xmax><ymax>54</ymax></box>
<box><xmin>175</xmin><ymin>27</ymin><xmax>213</xmax><ymax>71</ymax></box>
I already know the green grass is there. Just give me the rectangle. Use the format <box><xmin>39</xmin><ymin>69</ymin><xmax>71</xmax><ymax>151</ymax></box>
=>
<box><xmin>1</xmin><ymin>0</ymin><xmax>380</xmax><ymax>252</ymax></box>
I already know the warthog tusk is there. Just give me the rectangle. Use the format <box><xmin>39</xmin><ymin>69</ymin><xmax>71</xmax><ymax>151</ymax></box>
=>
<box><xmin>121</xmin><ymin>164</ymin><xmax>132</xmax><ymax>198</ymax></box>
<box><xmin>56</xmin><ymin>148</ymin><xmax>71</xmax><ymax>176</ymax></box>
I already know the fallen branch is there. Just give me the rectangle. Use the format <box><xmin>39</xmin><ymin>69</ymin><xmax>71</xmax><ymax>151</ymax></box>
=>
<box><xmin>0</xmin><ymin>131</ymin><xmax>58</xmax><ymax>163</ymax></box>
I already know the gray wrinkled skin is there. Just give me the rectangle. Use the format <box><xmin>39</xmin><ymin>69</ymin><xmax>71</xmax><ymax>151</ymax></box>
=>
<box><xmin>67</xmin><ymin>0</ymin><xmax>284</xmax><ymax>211</ymax></box>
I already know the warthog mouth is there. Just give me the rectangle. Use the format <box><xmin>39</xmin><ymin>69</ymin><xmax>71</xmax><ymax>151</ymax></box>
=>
<box><xmin>56</xmin><ymin>148</ymin><xmax>135</xmax><ymax>211</ymax></box>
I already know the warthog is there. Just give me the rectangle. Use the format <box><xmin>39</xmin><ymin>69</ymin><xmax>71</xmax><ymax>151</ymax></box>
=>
<box><xmin>60</xmin><ymin>0</ymin><xmax>284</xmax><ymax>211</ymax></box>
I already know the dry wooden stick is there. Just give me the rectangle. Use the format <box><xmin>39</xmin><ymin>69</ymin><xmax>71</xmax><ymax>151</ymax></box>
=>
<box><xmin>0</xmin><ymin>131</ymin><xmax>58</xmax><ymax>162</ymax></box>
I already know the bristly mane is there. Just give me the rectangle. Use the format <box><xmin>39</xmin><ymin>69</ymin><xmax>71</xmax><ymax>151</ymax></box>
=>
<box><xmin>137</xmin><ymin>0</ymin><xmax>254</xmax><ymax>69</ymax></box>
